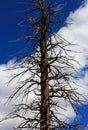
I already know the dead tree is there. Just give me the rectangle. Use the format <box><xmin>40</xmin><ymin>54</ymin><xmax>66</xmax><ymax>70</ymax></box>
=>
<box><xmin>2</xmin><ymin>0</ymin><xmax>85</xmax><ymax>130</ymax></box>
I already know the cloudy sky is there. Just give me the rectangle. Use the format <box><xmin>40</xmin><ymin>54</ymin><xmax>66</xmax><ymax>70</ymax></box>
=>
<box><xmin>0</xmin><ymin>0</ymin><xmax>88</xmax><ymax>129</ymax></box>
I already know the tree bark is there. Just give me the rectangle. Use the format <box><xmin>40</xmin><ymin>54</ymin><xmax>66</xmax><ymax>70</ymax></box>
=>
<box><xmin>40</xmin><ymin>3</ymin><xmax>50</xmax><ymax>130</ymax></box>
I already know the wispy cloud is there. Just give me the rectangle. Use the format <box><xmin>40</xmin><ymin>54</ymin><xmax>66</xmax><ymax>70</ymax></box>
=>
<box><xmin>58</xmin><ymin>0</ymin><xmax>88</xmax><ymax>97</ymax></box>
<box><xmin>59</xmin><ymin>0</ymin><xmax>88</xmax><ymax>68</ymax></box>
<box><xmin>58</xmin><ymin>0</ymin><xmax>88</xmax><ymax>128</ymax></box>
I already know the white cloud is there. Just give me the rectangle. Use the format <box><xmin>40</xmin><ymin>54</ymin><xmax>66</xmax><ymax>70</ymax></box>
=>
<box><xmin>59</xmin><ymin>0</ymin><xmax>88</xmax><ymax>68</ymax></box>
<box><xmin>0</xmin><ymin>59</ymin><xmax>39</xmax><ymax>130</ymax></box>
<box><xmin>58</xmin><ymin>0</ymin><xmax>88</xmax><ymax>99</ymax></box>
<box><xmin>0</xmin><ymin>62</ymin><xmax>16</xmax><ymax>129</ymax></box>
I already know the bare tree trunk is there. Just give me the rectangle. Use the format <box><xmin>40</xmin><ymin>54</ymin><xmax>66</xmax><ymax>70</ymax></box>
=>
<box><xmin>40</xmin><ymin>41</ymin><xmax>50</xmax><ymax>130</ymax></box>
<box><xmin>40</xmin><ymin>4</ymin><xmax>50</xmax><ymax>129</ymax></box>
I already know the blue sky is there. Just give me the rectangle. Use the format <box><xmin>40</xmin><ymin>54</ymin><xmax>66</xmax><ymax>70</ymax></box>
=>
<box><xmin>0</xmin><ymin>0</ymin><xmax>84</xmax><ymax>64</ymax></box>
<box><xmin>0</xmin><ymin>0</ymin><xmax>88</xmax><ymax>129</ymax></box>
<box><xmin>0</xmin><ymin>0</ymin><xmax>26</xmax><ymax>63</ymax></box>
